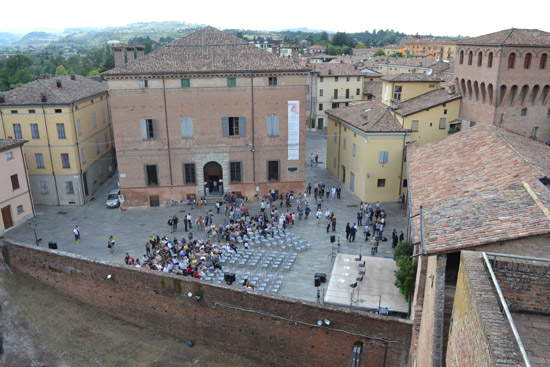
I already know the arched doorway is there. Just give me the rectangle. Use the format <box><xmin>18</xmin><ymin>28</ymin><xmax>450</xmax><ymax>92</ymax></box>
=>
<box><xmin>203</xmin><ymin>161</ymin><xmax>223</xmax><ymax>194</ymax></box>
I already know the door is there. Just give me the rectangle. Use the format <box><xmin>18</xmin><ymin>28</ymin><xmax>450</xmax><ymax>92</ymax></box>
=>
<box><xmin>342</xmin><ymin>166</ymin><xmax>346</xmax><ymax>183</ymax></box>
<box><xmin>317</xmin><ymin>117</ymin><xmax>324</xmax><ymax>129</ymax></box>
<box><xmin>149</xmin><ymin>195</ymin><xmax>160</xmax><ymax>207</ymax></box>
<box><xmin>83</xmin><ymin>172</ymin><xmax>89</xmax><ymax>196</ymax></box>
<box><xmin>1</xmin><ymin>205</ymin><xmax>13</xmax><ymax>229</ymax></box>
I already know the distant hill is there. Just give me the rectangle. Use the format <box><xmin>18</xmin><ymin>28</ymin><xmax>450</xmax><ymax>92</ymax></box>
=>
<box><xmin>18</xmin><ymin>32</ymin><xmax>60</xmax><ymax>47</ymax></box>
<box><xmin>0</xmin><ymin>32</ymin><xmax>22</xmax><ymax>47</ymax></box>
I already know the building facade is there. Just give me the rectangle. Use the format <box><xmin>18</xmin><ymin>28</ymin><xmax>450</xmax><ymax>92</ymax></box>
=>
<box><xmin>103</xmin><ymin>26</ymin><xmax>309</xmax><ymax>207</ymax></box>
<box><xmin>0</xmin><ymin>75</ymin><xmax>115</xmax><ymax>205</ymax></box>
<box><xmin>455</xmin><ymin>28</ymin><xmax>550</xmax><ymax>141</ymax></box>
<box><xmin>400</xmin><ymin>36</ymin><xmax>457</xmax><ymax>60</ymax></box>
<box><xmin>309</xmin><ymin>63</ymin><xmax>364</xmax><ymax>130</ymax></box>
<box><xmin>0</xmin><ymin>139</ymin><xmax>34</xmax><ymax>235</ymax></box>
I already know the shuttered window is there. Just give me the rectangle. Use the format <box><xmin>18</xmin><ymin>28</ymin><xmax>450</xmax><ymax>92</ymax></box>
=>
<box><xmin>181</xmin><ymin>78</ymin><xmax>190</xmax><ymax>88</ymax></box>
<box><xmin>13</xmin><ymin>123</ymin><xmax>22</xmax><ymax>139</ymax></box>
<box><xmin>227</xmin><ymin>77</ymin><xmax>236</xmax><ymax>87</ymax></box>
<box><xmin>35</xmin><ymin>153</ymin><xmax>45</xmax><ymax>169</ymax></box>
<box><xmin>140</xmin><ymin>119</ymin><xmax>157</xmax><ymax>139</ymax></box>
<box><xmin>56</xmin><ymin>123</ymin><xmax>66</xmax><ymax>139</ymax></box>
<box><xmin>266</xmin><ymin>114</ymin><xmax>280</xmax><ymax>136</ymax></box>
<box><xmin>181</xmin><ymin>117</ymin><xmax>193</xmax><ymax>138</ymax></box>
<box><xmin>61</xmin><ymin>153</ymin><xmax>70</xmax><ymax>169</ymax></box>
<box><xmin>411</xmin><ymin>120</ymin><xmax>419</xmax><ymax>131</ymax></box>
<box><xmin>222</xmin><ymin>117</ymin><xmax>246</xmax><ymax>137</ymax></box>
<box><xmin>31</xmin><ymin>123</ymin><xmax>40</xmax><ymax>139</ymax></box>
<box><xmin>439</xmin><ymin>118</ymin><xmax>446</xmax><ymax>130</ymax></box>
<box><xmin>378</xmin><ymin>151</ymin><xmax>389</xmax><ymax>164</ymax></box>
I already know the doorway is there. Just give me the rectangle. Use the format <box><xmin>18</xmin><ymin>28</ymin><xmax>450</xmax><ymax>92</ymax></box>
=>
<box><xmin>83</xmin><ymin>172</ymin><xmax>89</xmax><ymax>196</ymax></box>
<box><xmin>203</xmin><ymin>161</ymin><xmax>223</xmax><ymax>194</ymax></box>
<box><xmin>1</xmin><ymin>205</ymin><xmax>13</xmax><ymax>229</ymax></box>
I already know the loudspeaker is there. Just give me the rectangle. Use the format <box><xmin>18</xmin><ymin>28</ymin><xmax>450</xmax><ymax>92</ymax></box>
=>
<box><xmin>224</xmin><ymin>272</ymin><xmax>236</xmax><ymax>283</ymax></box>
<box><xmin>314</xmin><ymin>276</ymin><xmax>321</xmax><ymax>287</ymax></box>
<box><xmin>315</xmin><ymin>272</ymin><xmax>327</xmax><ymax>283</ymax></box>
<box><xmin>48</xmin><ymin>241</ymin><xmax>58</xmax><ymax>249</ymax></box>
<box><xmin>330</xmin><ymin>235</ymin><xmax>335</xmax><ymax>243</ymax></box>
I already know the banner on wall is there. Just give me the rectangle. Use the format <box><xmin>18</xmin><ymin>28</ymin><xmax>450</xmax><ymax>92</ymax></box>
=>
<box><xmin>288</xmin><ymin>100</ymin><xmax>300</xmax><ymax>161</ymax></box>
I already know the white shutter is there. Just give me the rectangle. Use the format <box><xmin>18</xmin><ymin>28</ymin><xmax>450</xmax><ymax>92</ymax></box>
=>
<box><xmin>273</xmin><ymin>115</ymin><xmax>279</xmax><ymax>136</ymax></box>
<box><xmin>140</xmin><ymin>120</ymin><xmax>147</xmax><ymax>139</ymax></box>
<box><xmin>181</xmin><ymin>117</ymin><xmax>193</xmax><ymax>138</ymax></box>
<box><xmin>239</xmin><ymin>116</ymin><xmax>246</xmax><ymax>137</ymax></box>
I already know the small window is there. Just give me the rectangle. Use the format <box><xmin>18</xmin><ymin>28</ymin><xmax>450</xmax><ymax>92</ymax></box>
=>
<box><xmin>352</xmin><ymin>143</ymin><xmax>357</xmax><ymax>157</ymax></box>
<box><xmin>6</xmin><ymin>151</ymin><xmax>14</xmax><ymax>160</ymax></box>
<box><xmin>393</xmin><ymin>86</ymin><xmax>402</xmax><ymax>101</ymax></box>
<box><xmin>439</xmin><ymin>118</ymin><xmax>446</xmax><ymax>129</ymax></box>
<box><xmin>267</xmin><ymin>160</ymin><xmax>279</xmax><ymax>181</ymax></box>
<box><xmin>343</xmin><ymin>138</ymin><xmax>347</xmax><ymax>150</ymax></box>
<box><xmin>443</xmin><ymin>109</ymin><xmax>448</xmax><ymax>115</ymax></box>
<box><xmin>31</xmin><ymin>123</ymin><xmax>40</xmax><ymax>139</ymax></box>
<box><xmin>320</xmin><ymin>76</ymin><xmax>324</xmax><ymax>82</ymax></box>
<box><xmin>334</xmin><ymin>89</ymin><xmax>338</xmax><ymax>98</ymax></box>
<box><xmin>55</xmin><ymin>108</ymin><xmax>62</xmax><ymax>114</ymax></box>
<box><xmin>403</xmin><ymin>179</ymin><xmax>408</xmax><ymax>187</ymax></box>
<box><xmin>28</xmin><ymin>109</ymin><xmax>35</xmax><ymax>114</ymax></box>
<box><xmin>487</xmin><ymin>52</ymin><xmax>493</xmax><ymax>68</ymax></box>
<box><xmin>356</xmin><ymin>88</ymin><xmax>360</xmax><ymax>96</ymax></box>
<box><xmin>333</xmin><ymin>134</ymin><xmax>337</xmax><ymax>144</ymax></box>
<box><xmin>65</xmin><ymin>181</ymin><xmax>74</xmax><ymax>194</ymax></box>
<box><xmin>146</xmin><ymin>164</ymin><xmax>159</xmax><ymax>186</ymax></box>
<box><xmin>335</xmin><ymin>77</ymin><xmax>339</xmax><ymax>82</ymax></box>
<box><xmin>268</xmin><ymin>76</ymin><xmax>278</xmax><ymax>86</ymax></box>
<box><xmin>319</xmin><ymin>103</ymin><xmax>323</xmax><ymax>111</ymax></box>
<box><xmin>467</xmin><ymin>51</ymin><xmax>473</xmax><ymax>65</ymax></box>
<box><xmin>76</xmin><ymin>119</ymin><xmax>82</xmax><ymax>136</ymax></box>
<box><xmin>320</xmin><ymin>89</ymin><xmax>324</xmax><ymax>97</ymax></box>
<box><xmin>540</xmin><ymin>53</ymin><xmax>548</xmax><ymax>69</ymax></box>
<box><xmin>56</xmin><ymin>123</ymin><xmax>66</xmax><ymax>139</ymax></box>
<box><xmin>345</xmin><ymin>89</ymin><xmax>350</xmax><ymax>98</ymax></box>
<box><xmin>39</xmin><ymin>180</ymin><xmax>49</xmax><ymax>194</ymax></box>
<box><xmin>524</xmin><ymin>53</ymin><xmax>532</xmax><ymax>69</ymax></box>
<box><xmin>230</xmin><ymin>161</ymin><xmax>242</xmax><ymax>183</ymax></box>
<box><xmin>508</xmin><ymin>53</ymin><xmax>516</xmax><ymax>69</ymax></box>
<box><xmin>61</xmin><ymin>153</ymin><xmax>70</xmax><ymax>169</ymax></box>
<box><xmin>266</xmin><ymin>114</ymin><xmax>280</xmax><ymax>136</ymax></box>
<box><xmin>183</xmin><ymin>163</ymin><xmax>196</xmax><ymax>184</ymax></box>
<box><xmin>227</xmin><ymin>77</ymin><xmax>236</xmax><ymax>87</ymax></box>
<box><xmin>139</xmin><ymin>79</ymin><xmax>149</xmax><ymax>88</ymax></box>
<box><xmin>11</xmin><ymin>174</ymin><xmax>20</xmax><ymax>190</ymax></box>
<box><xmin>521</xmin><ymin>108</ymin><xmax>527</xmax><ymax>116</ymax></box>
<box><xmin>346</xmin><ymin>77</ymin><xmax>350</xmax><ymax>82</ymax></box>
<box><xmin>411</xmin><ymin>120</ymin><xmax>419</xmax><ymax>131</ymax></box>
<box><xmin>378</xmin><ymin>151</ymin><xmax>389</xmax><ymax>164</ymax></box>
<box><xmin>377</xmin><ymin>179</ymin><xmax>386</xmax><ymax>187</ymax></box>
<box><xmin>477</xmin><ymin>51</ymin><xmax>483</xmax><ymax>67</ymax></box>
<box><xmin>16</xmin><ymin>205</ymin><xmax>24</xmax><ymax>215</ymax></box>
<box><xmin>181</xmin><ymin>78</ymin><xmax>191</xmax><ymax>88</ymax></box>
<box><xmin>35</xmin><ymin>153</ymin><xmax>45</xmax><ymax>169</ymax></box>
<box><xmin>332</xmin><ymin>102</ymin><xmax>339</xmax><ymax>109</ymax></box>
<box><xmin>11</xmin><ymin>110</ymin><xmax>18</xmax><ymax>114</ymax></box>
<box><xmin>228</xmin><ymin>117</ymin><xmax>240</xmax><ymax>136</ymax></box>
<box><xmin>95</xmin><ymin>138</ymin><xmax>100</xmax><ymax>154</ymax></box>
<box><xmin>13</xmin><ymin>123</ymin><xmax>22</xmax><ymax>139</ymax></box>
<box><xmin>142</xmin><ymin>119</ymin><xmax>156</xmax><ymax>139</ymax></box>
<box><xmin>356</xmin><ymin>77</ymin><xmax>360</xmax><ymax>82</ymax></box>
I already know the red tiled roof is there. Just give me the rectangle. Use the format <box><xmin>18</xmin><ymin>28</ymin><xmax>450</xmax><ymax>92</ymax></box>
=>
<box><xmin>392</xmin><ymin>88</ymin><xmax>461</xmax><ymax>117</ymax></box>
<box><xmin>457</xmin><ymin>28</ymin><xmax>550</xmax><ymax>47</ymax></box>
<box><xmin>326</xmin><ymin>101</ymin><xmax>407</xmax><ymax>133</ymax></box>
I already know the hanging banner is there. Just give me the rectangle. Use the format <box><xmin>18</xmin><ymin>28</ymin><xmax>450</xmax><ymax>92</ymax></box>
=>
<box><xmin>288</xmin><ymin>100</ymin><xmax>300</xmax><ymax>160</ymax></box>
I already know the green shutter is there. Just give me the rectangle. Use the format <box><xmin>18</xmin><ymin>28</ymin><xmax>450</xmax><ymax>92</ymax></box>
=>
<box><xmin>181</xmin><ymin>78</ymin><xmax>190</xmax><ymax>88</ymax></box>
<box><xmin>227</xmin><ymin>77</ymin><xmax>236</xmax><ymax>87</ymax></box>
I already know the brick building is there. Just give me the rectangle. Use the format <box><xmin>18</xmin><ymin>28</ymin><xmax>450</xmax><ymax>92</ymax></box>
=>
<box><xmin>455</xmin><ymin>28</ymin><xmax>550</xmax><ymax>141</ymax></box>
<box><xmin>103</xmin><ymin>26</ymin><xmax>310</xmax><ymax>207</ymax></box>
<box><xmin>405</xmin><ymin>125</ymin><xmax>550</xmax><ymax>366</ymax></box>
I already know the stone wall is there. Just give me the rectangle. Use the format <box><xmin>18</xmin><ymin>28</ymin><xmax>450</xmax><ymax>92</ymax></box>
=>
<box><xmin>0</xmin><ymin>241</ymin><xmax>411</xmax><ymax>367</ymax></box>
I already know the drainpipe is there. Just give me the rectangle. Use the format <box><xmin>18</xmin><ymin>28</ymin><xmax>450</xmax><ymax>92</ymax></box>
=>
<box><xmin>337</xmin><ymin>119</ymin><xmax>341</xmax><ymax>180</ymax></box>
<box><xmin>0</xmin><ymin>109</ymin><xmax>6</xmax><ymax>138</ymax></box>
<box><xmin>70</xmin><ymin>105</ymin><xmax>86</xmax><ymax>205</ymax></box>
<box><xmin>250</xmin><ymin>74</ymin><xmax>256</xmax><ymax>184</ymax></box>
<box><xmin>41</xmin><ymin>106</ymin><xmax>60</xmax><ymax>206</ymax></box>
<box><xmin>20</xmin><ymin>143</ymin><xmax>36</xmax><ymax>217</ymax></box>
<box><xmin>161</xmin><ymin>78</ymin><xmax>173</xmax><ymax>186</ymax></box>
<box><xmin>398</xmin><ymin>133</ymin><xmax>406</xmax><ymax>198</ymax></box>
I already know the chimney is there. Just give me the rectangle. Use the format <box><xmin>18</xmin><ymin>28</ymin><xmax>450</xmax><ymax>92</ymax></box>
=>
<box><xmin>112</xmin><ymin>45</ymin><xmax>145</xmax><ymax>68</ymax></box>
<box><xmin>56</xmin><ymin>80</ymin><xmax>62</xmax><ymax>88</ymax></box>
<box><xmin>41</xmin><ymin>94</ymin><xmax>48</xmax><ymax>103</ymax></box>
<box><xmin>70</xmin><ymin>74</ymin><xmax>76</xmax><ymax>80</ymax></box>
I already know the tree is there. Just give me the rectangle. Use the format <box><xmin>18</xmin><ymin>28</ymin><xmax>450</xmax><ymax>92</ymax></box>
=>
<box><xmin>391</xmin><ymin>52</ymin><xmax>404</xmax><ymax>57</ymax></box>
<box><xmin>332</xmin><ymin>32</ymin><xmax>355</xmax><ymax>47</ymax></box>
<box><xmin>373</xmin><ymin>49</ymin><xmax>386</xmax><ymax>57</ymax></box>
<box><xmin>394</xmin><ymin>241</ymin><xmax>417</xmax><ymax>300</ymax></box>
<box><xmin>320</xmin><ymin>31</ymin><xmax>328</xmax><ymax>41</ymax></box>
<box><xmin>55</xmin><ymin>65</ymin><xmax>68</xmax><ymax>76</ymax></box>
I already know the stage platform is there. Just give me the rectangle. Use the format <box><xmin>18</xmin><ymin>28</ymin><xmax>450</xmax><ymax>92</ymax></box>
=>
<box><xmin>323</xmin><ymin>253</ymin><xmax>409</xmax><ymax>315</ymax></box>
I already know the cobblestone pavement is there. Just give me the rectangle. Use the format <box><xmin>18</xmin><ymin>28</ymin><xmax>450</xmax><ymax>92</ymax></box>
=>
<box><xmin>4</xmin><ymin>131</ymin><xmax>407</xmax><ymax>303</ymax></box>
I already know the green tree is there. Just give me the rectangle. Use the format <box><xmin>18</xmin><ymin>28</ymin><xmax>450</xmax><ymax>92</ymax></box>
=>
<box><xmin>394</xmin><ymin>241</ymin><xmax>417</xmax><ymax>300</ymax></box>
<box><xmin>373</xmin><ymin>49</ymin><xmax>386</xmax><ymax>56</ymax></box>
<box><xmin>55</xmin><ymin>65</ymin><xmax>68</xmax><ymax>76</ymax></box>
<box><xmin>332</xmin><ymin>32</ymin><xmax>355</xmax><ymax>47</ymax></box>
<box><xmin>391</xmin><ymin>52</ymin><xmax>404</xmax><ymax>57</ymax></box>
<box><xmin>320</xmin><ymin>31</ymin><xmax>328</xmax><ymax>41</ymax></box>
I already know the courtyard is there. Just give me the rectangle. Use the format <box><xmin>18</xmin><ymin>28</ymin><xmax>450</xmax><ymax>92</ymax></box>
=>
<box><xmin>4</xmin><ymin>131</ymin><xmax>408</xmax><ymax>304</ymax></box>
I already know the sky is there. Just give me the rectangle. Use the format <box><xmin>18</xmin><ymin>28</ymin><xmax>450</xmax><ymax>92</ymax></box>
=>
<box><xmin>2</xmin><ymin>0</ymin><xmax>549</xmax><ymax>37</ymax></box>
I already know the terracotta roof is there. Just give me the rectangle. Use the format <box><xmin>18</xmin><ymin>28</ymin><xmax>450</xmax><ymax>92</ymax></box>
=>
<box><xmin>458</xmin><ymin>28</ymin><xmax>550</xmax><ymax>47</ymax></box>
<box><xmin>311</xmin><ymin>63</ymin><xmax>363</xmax><ymax>76</ymax></box>
<box><xmin>407</xmin><ymin>126</ymin><xmax>550</xmax><ymax>254</ymax></box>
<box><xmin>0</xmin><ymin>139</ymin><xmax>26</xmax><ymax>152</ymax></box>
<box><xmin>103</xmin><ymin>26</ymin><xmax>309</xmax><ymax>76</ymax></box>
<box><xmin>0</xmin><ymin>75</ymin><xmax>106</xmax><ymax>106</ymax></box>
<box><xmin>325</xmin><ymin>101</ymin><xmax>407</xmax><ymax>133</ymax></box>
<box><xmin>429</xmin><ymin>60</ymin><xmax>451</xmax><ymax>73</ymax></box>
<box><xmin>381</xmin><ymin>73</ymin><xmax>442</xmax><ymax>82</ymax></box>
<box><xmin>392</xmin><ymin>88</ymin><xmax>461</xmax><ymax>116</ymax></box>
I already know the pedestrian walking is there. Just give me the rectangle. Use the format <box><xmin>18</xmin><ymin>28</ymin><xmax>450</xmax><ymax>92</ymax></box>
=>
<box><xmin>345</xmin><ymin>223</ymin><xmax>351</xmax><ymax>242</ymax></box>
<box><xmin>357</xmin><ymin>211</ymin><xmax>363</xmax><ymax>226</ymax></box>
<box><xmin>73</xmin><ymin>225</ymin><xmax>80</xmax><ymax>243</ymax></box>
<box><xmin>351</xmin><ymin>223</ymin><xmax>357</xmax><ymax>242</ymax></box>
<box><xmin>392</xmin><ymin>229</ymin><xmax>399</xmax><ymax>248</ymax></box>
<box><xmin>331</xmin><ymin>216</ymin><xmax>336</xmax><ymax>232</ymax></box>
<box><xmin>107</xmin><ymin>235</ymin><xmax>115</xmax><ymax>254</ymax></box>
<box><xmin>399</xmin><ymin>230</ymin><xmax>405</xmax><ymax>243</ymax></box>
<box><xmin>326</xmin><ymin>221</ymin><xmax>330</xmax><ymax>233</ymax></box>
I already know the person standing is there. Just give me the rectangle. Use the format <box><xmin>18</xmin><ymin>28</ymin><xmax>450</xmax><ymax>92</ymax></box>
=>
<box><xmin>172</xmin><ymin>215</ymin><xmax>178</xmax><ymax>233</ymax></box>
<box><xmin>73</xmin><ymin>225</ymin><xmax>80</xmax><ymax>244</ymax></box>
<box><xmin>107</xmin><ymin>235</ymin><xmax>115</xmax><ymax>254</ymax></box>
<box><xmin>392</xmin><ymin>229</ymin><xmax>399</xmax><ymax>248</ymax></box>
<box><xmin>183</xmin><ymin>212</ymin><xmax>188</xmax><ymax>232</ymax></box>
<box><xmin>216</xmin><ymin>201</ymin><xmax>221</xmax><ymax>214</ymax></box>
<box><xmin>357</xmin><ymin>211</ymin><xmax>363</xmax><ymax>226</ymax></box>
<box><xmin>187</xmin><ymin>213</ymin><xmax>193</xmax><ymax>230</ymax></box>
<box><xmin>351</xmin><ymin>223</ymin><xmax>357</xmax><ymax>242</ymax></box>
<box><xmin>345</xmin><ymin>223</ymin><xmax>351</xmax><ymax>242</ymax></box>
<box><xmin>364</xmin><ymin>223</ymin><xmax>370</xmax><ymax>241</ymax></box>
<box><xmin>326</xmin><ymin>220</ymin><xmax>330</xmax><ymax>234</ymax></box>
<box><xmin>336</xmin><ymin>187</ymin><xmax>341</xmax><ymax>199</ymax></box>
<box><xmin>331</xmin><ymin>215</ymin><xmax>336</xmax><ymax>232</ymax></box>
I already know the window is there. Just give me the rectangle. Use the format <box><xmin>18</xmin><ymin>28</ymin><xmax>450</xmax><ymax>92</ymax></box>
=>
<box><xmin>13</xmin><ymin>123</ymin><xmax>22</xmax><ymax>139</ymax></box>
<box><xmin>76</xmin><ymin>119</ymin><xmax>82</xmax><ymax>136</ymax></box>
<box><xmin>345</xmin><ymin>89</ymin><xmax>350</xmax><ymax>98</ymax></box>
<box><xmin>35</xmin><ymin>153</ymin><xmax>45</xmax><ymax>169</ymax></box>
<box><xmin>524</xmin><ymin>53</ymin><xmax>532</xmax><ymax>69</ymax></box>
<box><xmin>319</xmin><ymin>89</ymin><xmax>323</xmax><ymax>97</ymax></box>
<box><xmin>16</xmin><ymin>205</ymin><xmax>24</xmax><ymax>215</ymax></box>
<box><xmin>377</xmin><ymin>179</ymin><xmax>386</xmax><ymax>187</ymax></box>
<box><xmin>139</xmin><ymin>79</ymin><xmax>148</xmax><ymax>88</ymax></box>
<box><xmin>356</xmin><ymin>77</ymin><xmax>360</xmax><ymax>82</ymax></box>
<box><xmin>55</xmin><ymin>108</ymin><xmax>62</xmax><ymax>114</ymax></box>
<box><xmin>230</xmin><ymin>161</ymin><xmax>242</xmax><ymax>183</ymax></box>
<box><xmin>352</xmin><ymin>143</ymin><xmax>357</xmax><ymax>157</ymax></box>
<box><xmin>333</xmin><ymin>133</ymin><xmax>337</xmax><ymax>144</ymax></box>
<box><xmin>227</xmin><ymin>77</ymin><xmax>236</xmax><ymax>87</ymax></box>
<box><xmin>356</xmin><ymin>88</ymin><xmax>360</xmax><ymax>96</ymax></box>
<box><xmin>444</xmin><ymin>109</ymin><xmax>448</xmax><ymax>115</ymax></box>
<box><xmin>181</xmin><ymin>78</ymin><xmax>190</xmax><ymax>88</ymax></box>
<box><xmin>335</xmin><ymin>77</ymin><xmax>339</xmax><ymax>82</ymax></box>
<box><xmin>268</xmin><ymin>76</ymin><xmax>277</xmax><ymax>86</ymax></box>
<box><xmin>346</xmin><ymin>77</ymin><xmax>350</xmax><ymax>82</ymax></box>
<box><xmin>28</xmin><ymin>109</ymin><xmax>35</xmax><ymax>114</ymax></box>
<box><xmin>140</xmin><ymin>119</ymin><xmax>156</xmax><ymax>139</ymax></box>
<box><xmin>343</xmin><ymin>138</ymin><xmax>347</xmax><ymax>150</ymax></box>
<box><xmin>508</xmin><ymin>53</ymin><xmax>516</xmax><ymax>69</ymax></box>
<box><xmin>403</xmin><ymin>179</ymin><xmax>408</xmax><ymax>187</ymax></box>
<box><xmin>378</xmin><ymin>151</ymin><xmax>389</xmax><ymax>164</ymax></box>
<box><xmin>6</xmin><ymin>151</ymin><xmax>13</xmax><ymax>160</ymax></box>
<box><xmin>80</xmin><ymin>148</ymin><xmax>86</xmax><ymax>164</ymax></box>
<box><xmin>332</xmin><ymin>102</ymin><xmax>339</xmax><ymax>109</ymax></box>
<box><xmin>102</xmin><ymin>109</ymin><xmax>108</xmax><ymax>124</ymax></box>
<box><xmin>467</xmin><ymin>51</ymin><xmax>473</xmax><ymax>65</ymax></box>
<box><xmin>92</xmin><ymin>111</ymin><xmax>97</xmax><ymax>129</ymax></box>
<box><xmin>104</xmin><ymin>132</ymin><xmax>109</xmax><ymax>148</ymax></box>
<box><xmin>229</xmin><ymin>117</ymin><xmax>240</xmax><ymax>136</ymax></box>
<box><xmin>439</xmin><ymin>118</ymin><xmax>446</xmax><ymax>129</ymax></box>
<box><xmin>11</xmin><ymin>174</ymin><xmax>19</xmax><ymax>190</ymax></box>
<box><xmin>183</xmin><ymin>163</ymin><xmax>196</xmax><ymax>184</ymax></box>
<box><xmin>393</xmin><ymin>86</ymin><xmax>402</xmax><ymax>101</ymax></box>
<box><xmin>11</xmin><ymin>110</ymin><xmax>18</xmax><ymax>114</ymax></box>
<box><xmin>56</xmin><ymin>123</ymin><xmax>66</xmax><ymax>139</ymax></box>
<box><xmin>181</xmin><ymin>117</ymin><xmax>193</xmax><ymax>138</ymax></box>
<box><xmin>531</xmin><ymin>126</ymin><xmax>539</xmax><ymax>139</ymax></box>
<box><xmin>334</xmin><ymin>89</ymin><xmax>338</xmax><ymax>98</ymax></box>
<box><xmin>411</xmin><ymin>120</ymin><xmax>419</xmax><ymax>131</ymax></box>
<box><xmin>521</xmin><ymin>107</ymin><xmax>528</xmax><ymax>116</ymax></box>
<box><xmin>459</xmin><ymin>50</ymin><xmax>464</xmax><ymax>64</ymax></box>
<box><xmin>95</xmin><ymin>138</ymin><xmax>100</xmax><ymax>154</ymax></box>
<box><xmin>541</xmin><ymin>53</ymin><xmax>548</xmax><ymax>69</ymax></box>
<box><xmin>319</xmin><ymin>103</ymin><xmax>323</xmax><ymax>111</ymax></box>
<box><xmin>146</xmin><ymin>164</ymin><xmax>158</xmax><ymax>186</ymax></box>
<box><xmin>61</xmin><ymin>153</ymin><xmax>70</xmax><ymax>169</ymax></box>
<box><xmin>39</xmin><ymin>180</ymin><xmax>49</xmax><ymax>194</ymax></box>
<box><xmin>266</xmin><ymin>114</ymin><xmax>280</xmax><ymax>136</ymax></box>
<box><xmin>267</xmin><ymin>160</ymin><xmax>279</xmax><ymax>181</ymax></box>
<box><xmin>350</xmin><ymin>172</ymin><xmax>355</xmax><ymax>192</ymax></box>
<box><xmin>477</xmin><ymin>51</ymin><xmax>483</xmax><ymax>67</ymax></box>
<box><xmin>30</xmin><ymin>123</ymin><xmax>40</xmax><ymax>139</ymax></box>
<box><xmin>65</xmin><ymin>181</ymin><xmax>74</xmax><ymax>194</ymax></box>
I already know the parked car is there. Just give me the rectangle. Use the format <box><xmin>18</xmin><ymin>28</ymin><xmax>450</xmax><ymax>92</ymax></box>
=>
<box><xmin>105</xmin><ymin>189</ymin><xmax>121</xmax><ymax>208</ymax></box>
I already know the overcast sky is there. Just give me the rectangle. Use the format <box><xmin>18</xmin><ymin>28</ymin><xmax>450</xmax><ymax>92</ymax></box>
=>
<box><xmin>2</xmin><ymin>0</ymin><xmax>549</xmax><ymax>37</ymax></box>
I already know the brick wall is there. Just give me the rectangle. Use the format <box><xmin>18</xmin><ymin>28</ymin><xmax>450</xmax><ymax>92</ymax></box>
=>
<box><xmin>0</xmin><ymin>241</ymin><xmax>411</xmax><ymax>367</ymax></box>
<box><xmin>445</xmin><ymin>251</ymin><xmax>522</xmax><ymax>367</ymax></box>
<box><xmin>493</xmin><ymin>259</ymin><xmax>550</xmax><ymax>314</ymax></box>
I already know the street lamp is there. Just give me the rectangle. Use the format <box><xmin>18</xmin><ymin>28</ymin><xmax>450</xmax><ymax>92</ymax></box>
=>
<box><xmin>29</xmin><ymin>218</ymin><xmax>40</xmax><ymax>246</ymax></box>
